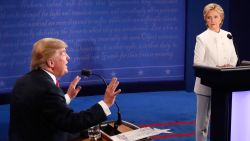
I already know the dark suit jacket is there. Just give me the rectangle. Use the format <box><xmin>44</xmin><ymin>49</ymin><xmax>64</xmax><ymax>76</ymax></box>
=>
<box><xmin>9</xmin><ymin>69</ymin><xmax>107</xmax><ymax>141</ymax></box>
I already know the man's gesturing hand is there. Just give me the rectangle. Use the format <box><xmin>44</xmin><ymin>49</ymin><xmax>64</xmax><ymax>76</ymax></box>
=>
<box><xmin>67</xmin><ymin>76</ymin><xmax>82</xmax><ymax>99</ymax></box>
<box><xmin>104</xmin><ymin>77</ymin><xmax>121</xmax><ymax>107</ymax></box>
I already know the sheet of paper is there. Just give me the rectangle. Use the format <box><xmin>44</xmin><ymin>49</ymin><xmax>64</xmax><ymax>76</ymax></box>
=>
<box><xmin>110</xmin><ymin>127</ymin><xmax>172</xmax><ymax>141</ymax></box>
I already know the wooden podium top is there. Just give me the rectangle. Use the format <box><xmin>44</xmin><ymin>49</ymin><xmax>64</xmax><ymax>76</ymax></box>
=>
<box><xmin>73</xmin><ymin>120</ymin><xmax>152</xmax><ymax>141</ymax></box>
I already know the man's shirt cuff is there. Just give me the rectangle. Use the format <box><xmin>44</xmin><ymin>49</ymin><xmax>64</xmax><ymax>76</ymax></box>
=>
<box><xmin>65</xmin><ymin>94</ymin><xmax>71</xmax><ymax>105</ymax></box>
<box><xmin>98</xmin><ymin>100</ymin><xmax>111</xmax><ymax>116</ymax></box>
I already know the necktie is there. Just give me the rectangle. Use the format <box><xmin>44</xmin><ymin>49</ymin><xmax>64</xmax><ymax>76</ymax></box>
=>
<box><xmin>56</xmin><ymin>80</ymin><xmax>60</xmax><ymax>88</ymax></box>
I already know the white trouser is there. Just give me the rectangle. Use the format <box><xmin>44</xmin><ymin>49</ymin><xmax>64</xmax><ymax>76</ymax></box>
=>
<box><xmin>196</xmin><ymin>94</ymin><xmax>211</xmax><ymax>141</ymax></box>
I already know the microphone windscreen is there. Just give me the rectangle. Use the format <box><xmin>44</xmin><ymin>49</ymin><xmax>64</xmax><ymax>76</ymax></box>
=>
<box><xmin>81</xmin><ymin>69</ymin><xmax>92</xmax><ymax>77</ymax></box>
<box><xmin>227</xmin><ymin>34</ymin><xmax>233</xmax><ymax>39</ymax></box>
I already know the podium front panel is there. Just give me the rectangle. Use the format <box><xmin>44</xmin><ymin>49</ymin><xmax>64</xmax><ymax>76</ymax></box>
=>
<box><xmin>231</xmin><ymin>91</ymin><xmax>250</xmax><ymax>141</ymax></box>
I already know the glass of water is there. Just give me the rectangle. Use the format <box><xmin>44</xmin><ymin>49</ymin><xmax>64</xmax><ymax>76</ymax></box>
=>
<box><xmin>88</xmin><ymin>124</ymin><xmax>101</xmax><ymax>141</ymax></box>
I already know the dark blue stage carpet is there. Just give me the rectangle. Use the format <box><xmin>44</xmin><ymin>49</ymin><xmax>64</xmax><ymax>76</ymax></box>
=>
<box><xmin>0</xmin><ymin>91</ymin><xmax>197</xmax><ymax>141</ymax></box>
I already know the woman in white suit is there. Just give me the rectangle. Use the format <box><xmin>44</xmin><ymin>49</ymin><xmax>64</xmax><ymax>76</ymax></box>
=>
<box><xmin>193</xmin><ymin>3</ymin><xmax>238</xmax><ymax>141</ymax></box>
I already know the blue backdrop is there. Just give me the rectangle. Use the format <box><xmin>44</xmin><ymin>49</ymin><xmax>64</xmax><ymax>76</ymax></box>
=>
<box><xmin>0</xmin><ymin>0</ymin><xmax>186</xmax><ymax>93</ymax></box>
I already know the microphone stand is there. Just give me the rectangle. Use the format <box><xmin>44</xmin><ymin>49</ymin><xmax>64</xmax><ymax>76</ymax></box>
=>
<box><xmin>91</xmin><ymin>73</ymin><xmax>122</xmax><ymax>129</ymax></box>
<box><xmin>81</xmin><ymin>70</ymin><xmax>122</xmax><ymax>130</ymax></box>
<box><xmin>227</xmin><ymin>34</ymin><xmax>241</xmax><ymax>66</ymax></box>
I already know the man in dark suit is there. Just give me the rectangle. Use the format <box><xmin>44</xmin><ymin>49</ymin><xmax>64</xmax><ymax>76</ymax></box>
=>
<box><xmin>9</xmin><ymin>38</ymin><xmax>121</xmax><ymax>141</ymax></box>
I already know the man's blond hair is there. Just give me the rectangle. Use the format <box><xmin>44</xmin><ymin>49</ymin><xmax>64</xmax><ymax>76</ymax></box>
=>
<box><xmin>30</xmin><ymin>38</ymin><xmax>67</xmax><ymax>70</ymax></box>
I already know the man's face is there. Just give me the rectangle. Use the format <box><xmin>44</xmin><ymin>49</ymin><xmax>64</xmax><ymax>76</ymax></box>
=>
<box><xmin>52</xmin><ymin>48</ymin><xmax>70</xmax><ymax>77</ymax></box>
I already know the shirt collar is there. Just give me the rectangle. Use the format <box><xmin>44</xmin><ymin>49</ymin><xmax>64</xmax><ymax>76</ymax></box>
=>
<box><xmin>42</xmin><ymin>69</ymin><xmax>57</xmax><ymax>85</ymax></box>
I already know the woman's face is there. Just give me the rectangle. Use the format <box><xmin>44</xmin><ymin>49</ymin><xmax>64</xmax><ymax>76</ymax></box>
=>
<box><xmin>205</xmin><ymin>9</ymin><xmax>222</xmax><ymax>32</ymax></box>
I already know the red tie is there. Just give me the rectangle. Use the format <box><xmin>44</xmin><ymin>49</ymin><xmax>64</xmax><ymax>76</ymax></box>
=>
<box><xmin>56</xmin><ymin>80</ymin><xmax>60</xmax><ymax>88</ymax></box>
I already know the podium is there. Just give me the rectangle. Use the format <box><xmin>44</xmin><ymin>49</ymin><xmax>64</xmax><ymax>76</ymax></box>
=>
<box><xmin>193</xmin><ymin>65</ymin><xmax>250</xmax><ymax>141</ymax></box>
<box><xmin>74</xmin><ymin>120</ymin><xmax>152</xmax><ymax>141</ymax></box>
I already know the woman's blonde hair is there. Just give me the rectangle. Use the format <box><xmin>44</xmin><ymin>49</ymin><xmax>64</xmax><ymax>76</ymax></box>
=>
<box><xmin>203</xmin><ymin>3</ymin><xmax>224</xmax><ymax>27</ymax></box>
<box><xmin>30</xmin><ymin>38</ymin><xmax>67</xmax><ymax>70</ymax></box>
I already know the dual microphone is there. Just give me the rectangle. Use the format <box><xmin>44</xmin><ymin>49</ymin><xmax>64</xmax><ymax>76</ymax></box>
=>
<box><xmin>227</xmin><ymin>33</ymin><xmax>240</xmax><ymax>66</ymax></box>
<box><xmin>227</xmin><ymin>33</ymin><xmax>233</xmax><ymax>40</ymax></box>
<box><xmin>81</xmin><ymin>69</ymin><xmax>122</xmax><ymax>129</ymax></box>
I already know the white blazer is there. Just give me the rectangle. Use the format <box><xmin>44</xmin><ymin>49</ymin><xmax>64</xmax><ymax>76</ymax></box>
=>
<box><xmin>193</xmin><ymin>28</ymin><xmax>238</xmax><ymax>96</ymax></box>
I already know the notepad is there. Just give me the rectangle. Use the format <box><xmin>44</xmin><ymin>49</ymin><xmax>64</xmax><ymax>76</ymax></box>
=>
<box><xmin>110</xmin><ymin>127</ymin><xmax>172</xmax><ymax>141</ymax></box>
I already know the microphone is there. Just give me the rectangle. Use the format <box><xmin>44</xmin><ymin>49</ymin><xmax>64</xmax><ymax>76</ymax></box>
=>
<box><xmin>227</xmin><ymin>33</ymin><xmax>233</xmax><ymax>39</ymax></box>
<box><xmin>81</xmin><ymin>69</ymin><xmax>92</xmax><ymax>77</ymax></box>
<box><xmin>81</xmin><ymin>69</ymin><xmax>122</xmax><ymax>129</ymax></box>
<box><xmin>227</xmin><ymin>33</ymin><xmax>240</xmax><ymax>66</ymax></box>
<box><xmin>81</xmin><ymin>69</ymin><xmax>108</xmax><ymax>86</ymax></box>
